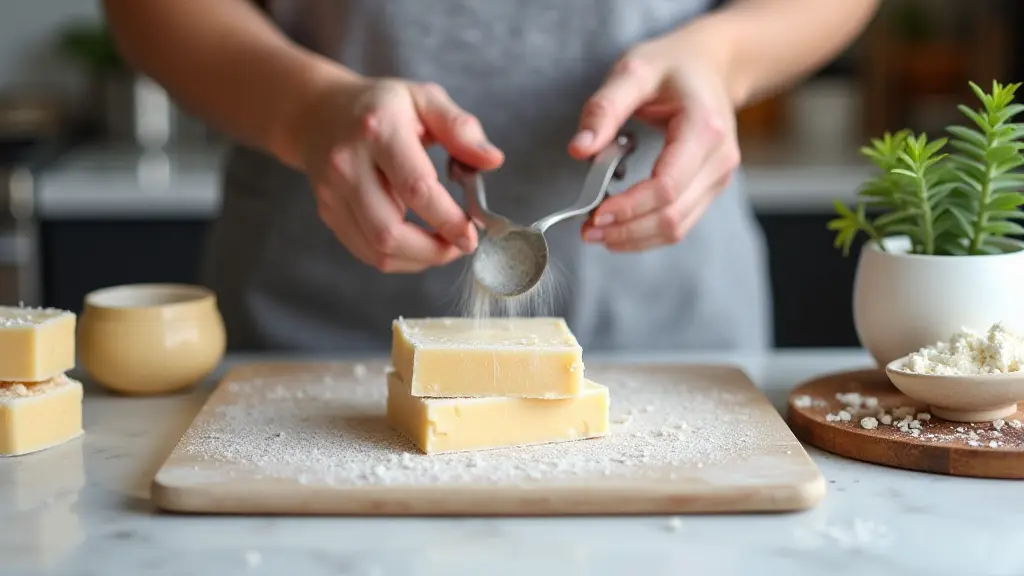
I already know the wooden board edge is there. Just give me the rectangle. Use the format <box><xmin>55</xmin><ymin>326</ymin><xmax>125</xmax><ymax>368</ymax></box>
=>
<box><xmin>785</xmin><ymin>370</ymin><xmax>1024</xmax><ymax>480</ymax></box>
<box><xmin>149</xmin><ymin>475</ymin><xmax>827</xmax><ymax>516</ymax></box>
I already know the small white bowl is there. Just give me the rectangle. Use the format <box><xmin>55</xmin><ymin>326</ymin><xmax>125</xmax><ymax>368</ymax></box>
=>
<box><xmin>885</xmin><ymin>359</ymin><xmax>1024</xmax><ymax>422</ymax></box>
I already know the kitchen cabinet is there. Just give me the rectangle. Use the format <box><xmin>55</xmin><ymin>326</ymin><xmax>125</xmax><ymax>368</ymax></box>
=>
<box><xmin>40</xmin><ymin>220</ymin><xmax>209</xmax><ymax>313</ymax></box>
<box><xmin>37</xmin><ymin>213</ymin><xmax>863</xmax><ymax>349</ymax></box>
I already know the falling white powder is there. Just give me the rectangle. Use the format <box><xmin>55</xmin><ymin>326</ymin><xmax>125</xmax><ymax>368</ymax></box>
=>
<box><xmin>174</xmin><ymin>363</ymin><xmax>786</xmax><ymax>487</ymax></box>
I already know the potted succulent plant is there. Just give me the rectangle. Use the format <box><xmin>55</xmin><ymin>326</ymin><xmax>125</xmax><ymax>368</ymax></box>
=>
<box><xmin>829</xmin><ymin>80</ymin><xmax>1024</xmax><ymax>366</ymax></box>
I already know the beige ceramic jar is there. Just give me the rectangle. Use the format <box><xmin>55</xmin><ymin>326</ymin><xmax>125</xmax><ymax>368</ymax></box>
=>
<box><xmin>78</xmin><ymin>284</ymin><xmax>226</xmax><ymax>395</ymax></box>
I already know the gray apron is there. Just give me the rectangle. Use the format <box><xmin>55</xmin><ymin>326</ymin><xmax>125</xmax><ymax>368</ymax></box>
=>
<box><xmin>202</xmin><ymin>0</ymin><xmax>772</xmax><ymax>352</ymax></box>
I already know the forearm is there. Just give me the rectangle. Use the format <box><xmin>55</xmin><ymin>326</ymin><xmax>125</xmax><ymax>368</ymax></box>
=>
<box><xmin>102</xmin><ymin>0</ymin><xmax>363</xmax><ymax>169</ymax></box>
<box><xmin>666</xmin><ymin>0</ymin><xmax>881</xmax><ymax>108</ymax></box>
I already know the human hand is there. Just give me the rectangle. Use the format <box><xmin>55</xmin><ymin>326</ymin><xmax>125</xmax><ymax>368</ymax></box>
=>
<box><xmin>296</xmin><ymin>78</ymin><xmax>504</xmax><ymax>272</ymax></box>
<box><xmin>569</xmin><ymin>32</ymin><xmax>741</xmax><ymax>252</ymax></box>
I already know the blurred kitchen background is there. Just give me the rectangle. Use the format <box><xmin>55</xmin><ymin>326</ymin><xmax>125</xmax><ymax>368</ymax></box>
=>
<box><xmin>0</xmin><ymin>0</ymin><xmax>1019</xmax><ymax>349</ymax></box>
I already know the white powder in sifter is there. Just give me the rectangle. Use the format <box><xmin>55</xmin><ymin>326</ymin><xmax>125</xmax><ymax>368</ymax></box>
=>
<box><xmin>897</xmin><ymin>322</ymin><xmax>1024</xmax><ymax>375</ymax></box>
<box><xmin>175</xmin><ymin>364</ymin><xmax>786</xmax><ymax>487</ymax></box>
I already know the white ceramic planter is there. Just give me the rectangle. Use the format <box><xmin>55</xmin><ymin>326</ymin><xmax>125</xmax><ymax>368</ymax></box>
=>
<box><xmin>853</xmin><ymin>235</ymin><xmax>1024</xmax><ymax>367</ymax></box>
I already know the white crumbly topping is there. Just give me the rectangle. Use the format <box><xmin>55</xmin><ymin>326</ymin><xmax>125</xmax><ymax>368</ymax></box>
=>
<box><xmin>993</xmin><ymin>419</ymin><xmax>1005</xmax><ymax>431</ymax></box>
<box><xmin>860</xmin><ymin>417</ymin><xmax>878</xmax><ymax>430</ymax></box>
<box><xmin>0</xmin><ymin>304</ymin><xmax>72</xmax><ymax>328</ymax></box>
<box><xmin>1009</xmin><ymin>419</ymin><xmax>1023</xmax><ymax>429</ymax></box>
<box><xmin>899</xmin><ymin>322</ymin><xmax>1024</xmax><ymax>375</ymax></box>
<box><xmin>0</xmin><ymin>374</ymin><xmax>72</xmax><ymax>400</ymax></box>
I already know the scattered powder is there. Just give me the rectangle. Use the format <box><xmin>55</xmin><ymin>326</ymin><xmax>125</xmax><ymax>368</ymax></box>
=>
<box><xmin>177</xmin><ymin>364</ymin><xmax>784</xmax><ymax>487</ymax></box>
<box><xmin>352</xmin><ymin>363</ymin><xmax>367</xmax><ymax>379</ymax></box>
<box><xmin>795</xmin><ymin>518</ymin><xmax>891</xmax><ymax>550</ymax></box>
<box><xmin>244</xmin><ymin>550</ymin><xmax>262</xmax><ymax>569</ymax></box>
<box><xmin>799</xmin><ymin>390</ymin><xmax>1023</xmax><ymax>450</ymax></box>
<box><xmin>895</xmin><ymin>322</ymin><xmax>1024</xmax><ymax>375</ymax></box>
<box><xmin>664</xmin><ymin>517</ymin><xmax>683</xmax><ymax>532</ymax></box>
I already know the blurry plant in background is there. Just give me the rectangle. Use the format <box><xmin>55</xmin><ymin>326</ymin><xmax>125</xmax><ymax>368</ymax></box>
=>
<box><xmin>830</xmin><ymin>80</ymin><xmax>1024</xmax><ymax>256</ymax></box>
<box><xmin>58</xmin><ymin>21</ymin><xmax>124</xmax><ymax>74</ymax></box>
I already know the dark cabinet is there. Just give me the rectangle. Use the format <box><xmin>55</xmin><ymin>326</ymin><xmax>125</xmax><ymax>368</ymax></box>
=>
<box><xmin>40</xmin><ymin>220</ymin><xmax>210</xmax><ymax>314</ymax></box>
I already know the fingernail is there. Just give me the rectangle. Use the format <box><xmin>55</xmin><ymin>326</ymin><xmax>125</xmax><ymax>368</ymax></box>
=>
<box><xmin>455</xmin><ymin>235</ymin><xmax>474</xmax><ymax>253</ymax></box>
<box><xmin>583</xmin><ymin>228</ymin><xmax>604</xmax><ymax>242</ymax></box>
<box><xmin>593</xmin><ymin>213</ymin><xmax>614</xmax><ymax>227</ymax></box>
<box><xmin>571</xmin><ymin>130</ymin><xmax>595</xmax><ymax>149</ymax></box>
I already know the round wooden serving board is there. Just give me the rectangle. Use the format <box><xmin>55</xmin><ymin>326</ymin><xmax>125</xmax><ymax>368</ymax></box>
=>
<box><xmin>788</xmin><ymin>369</ymin><xmax>1024</xmax><ymax>479</ymax></box>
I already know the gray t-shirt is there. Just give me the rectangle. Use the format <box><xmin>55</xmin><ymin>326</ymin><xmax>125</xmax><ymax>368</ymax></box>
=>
<box><xmin>202</xmin><ymin>0</ymin><xmax>772</xmax><ymax>352</ymax></box>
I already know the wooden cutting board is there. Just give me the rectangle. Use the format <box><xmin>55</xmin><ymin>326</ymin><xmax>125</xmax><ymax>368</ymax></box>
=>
<box><xmin>151</xmin><ymin>361</ymin><xmax>825</xmax><ymax>515</ymax></box>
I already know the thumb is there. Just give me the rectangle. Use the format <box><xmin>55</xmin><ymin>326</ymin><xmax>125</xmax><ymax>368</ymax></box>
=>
<box><xmin>411</xmin><ymin>82</ymin><xmax>504</xmax><ymax>170</ymax></box>
<box><xmin>570</xmin><ymin>59</ymin><xmax>658</xmax><ymax>159</ymax></box>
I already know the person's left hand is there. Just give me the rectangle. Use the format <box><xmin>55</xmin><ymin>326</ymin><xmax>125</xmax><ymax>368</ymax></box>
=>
<box><xmin>569</xmin><ymin>32</ymin><xmax>741</xmax><ymax>252</ymax></box>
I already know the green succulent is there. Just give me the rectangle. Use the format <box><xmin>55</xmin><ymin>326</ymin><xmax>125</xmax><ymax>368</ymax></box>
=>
<box><xmin>830</xmin><ymin>80</ymin><xmax>1024</xmax><ymax>256</ymax></box>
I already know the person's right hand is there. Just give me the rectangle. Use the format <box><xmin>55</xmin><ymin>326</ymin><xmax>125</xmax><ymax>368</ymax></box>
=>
<box><xmin>295</xmin><ymin>78</ymin><xmax>504</xmax><ymax>273</ymax></box>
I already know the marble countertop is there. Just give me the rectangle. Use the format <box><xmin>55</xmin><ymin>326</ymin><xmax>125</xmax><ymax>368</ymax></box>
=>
<box><xmin>3</xmin><ymin>348</ymin><xmax>1021</xmax><ymax>576</ymax></box>
<box><xmin>32</xmin><ymin>140</ymin><xmax>869</xmax><ymax>220</ymax></box>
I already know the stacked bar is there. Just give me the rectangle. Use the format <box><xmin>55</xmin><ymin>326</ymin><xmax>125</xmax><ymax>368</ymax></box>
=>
<box><xmin>387</xmin><ymin>317</ymin><xmax>609</xmax><ymax>454</ymax></box>
<box><xmin>0</xmin><ymin>306</ymin><xmax>83</xmax><ymax>457</ymax></box>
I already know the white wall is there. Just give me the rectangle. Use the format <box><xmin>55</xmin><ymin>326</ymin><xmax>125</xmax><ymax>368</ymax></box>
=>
<box><xmin>0</xmin><ymin>0</ymin><xmax>103</xmax><ymax>104</ymax></box>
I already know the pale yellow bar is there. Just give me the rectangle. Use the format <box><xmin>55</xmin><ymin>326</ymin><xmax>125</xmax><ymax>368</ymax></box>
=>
<box><xmin>0</xmin><ymin>306</ymin><xmax>76</xmax><ymax>382</ymax></box>
<box><xmin>386</xmin><ymin>370</ymin><xmax>609</xmax><ymax>454</ymax></box>
<box><xmin>391</xmin><ymin>317</ymin><xmax>584</xmax><ymax>398</ymax></box>
<box><xmin>0</xmin><ymin>375</ymin><xmax>83</xmax><ymax>457</ymax></box>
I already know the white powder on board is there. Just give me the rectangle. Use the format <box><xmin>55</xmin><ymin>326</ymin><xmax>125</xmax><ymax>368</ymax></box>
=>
<box><xmin>177</xmin><ymin>363</ymin><xmax>787</xmax><ymax>487</ymax></box>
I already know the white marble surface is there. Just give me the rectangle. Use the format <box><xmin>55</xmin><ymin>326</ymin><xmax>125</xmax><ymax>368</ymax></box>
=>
<box><xmin>34</xmin><ymin>142</ymin><xmax>868</xmax><ymax>220</ymax></box>
<box><xmin>3</xmin><ymin>349</ymin><xmax>1022</xmax><ymax>576</ymax></box>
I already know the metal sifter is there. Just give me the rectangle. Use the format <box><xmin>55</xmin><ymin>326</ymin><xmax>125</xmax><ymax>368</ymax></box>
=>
<box><xmin>447</xmin><ymin>133</ymin><xmax>636</xmax><ymax>297</ymax></box>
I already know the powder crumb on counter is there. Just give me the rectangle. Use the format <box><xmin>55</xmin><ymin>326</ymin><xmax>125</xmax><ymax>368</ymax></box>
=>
<box><xmin>993</xmin><ymin>419</ymin><xmax>1005</xmax><ymax>431</ymax></box>
<box><xmin>244</xmin><ymin>550</ymin><xmax>262</xmax><ymax>569</ymax></box>
<box><xmin>860</xmin><ymin>417</ymin><xmax>878</xmax><ymax>430</ymax></box>
<box><xmin>916</xmin><ymin>413</ymin><xmax>931</xmax><ymax>421</ymax></box>
<box><xmin>664</xmin><ymin>517</ymin><xmax>683</xmax><ymax>532</ymax></box>
<box><xmin>968</xmin><ymin>440</ymin><xmax>981</xmax><ymax>447</ymax></box>
<box><xmin>909</xmin><ymin>429</ymin><xmax>921</xmax><ymax>437</ymax></box>
<box><xmin>896</xmin><ymin>322</ymin><xmax>1024</xmax><ymax>375</ymax></box>
<box><xmin>1010</xmin><ymin>420</ymin><xmax>1023</xmax><ymax>429</ymax></box>
<box><xmin>909</xmin><ymin>420</ymin><xmax>922</xmax><ymax>430</ymax></box>
<box><xmin>826</xmin><ymin>413</ymin><xmax>839</xmax><ymax>422</ymax></box>
<box><xmin>879</xmin><ymin>414</ymin><xmax>892</xmax><ymax>426</ymax></box>
<box><xmin>835</xmin><ymin>392</ymin><xmax>863</xmax><ymax>407</ymax></box>
<box><xmin>838</xmin><ymin>410</ymin><xmax>852</xmax><ymax>422</ymax></box>
<box><xmin>956</xmin><ymin>426</ymin><xmax>966</xmax><ymax>433</ymax></box>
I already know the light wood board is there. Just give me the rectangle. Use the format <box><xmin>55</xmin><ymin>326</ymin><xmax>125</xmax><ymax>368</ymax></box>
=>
<box><xmin>788</xmin><ymin>369</ymin><xmax>1024</xmax><ymax>479</ymax></box>
<box><xmin>152</xmin><ymin>361</ymin><xmax>825</xmax><ymax>515</ymax></box>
